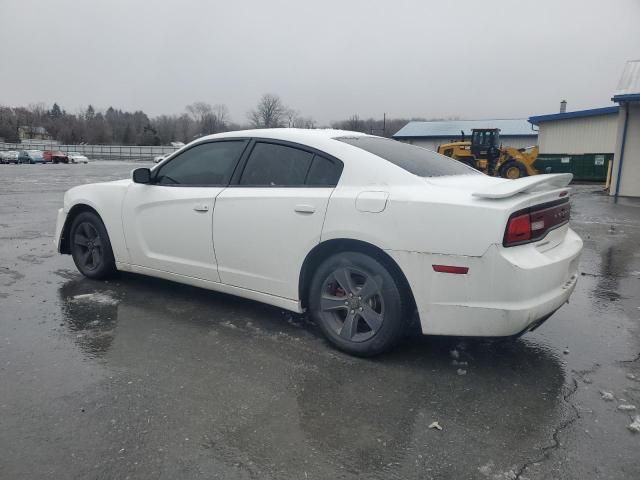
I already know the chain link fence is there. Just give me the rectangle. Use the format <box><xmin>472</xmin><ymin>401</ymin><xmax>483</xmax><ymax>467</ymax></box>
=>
<box><xmin>0</xmin><ymin>142</ymin><xmax>180</xmax><ymax>161</ymax></box>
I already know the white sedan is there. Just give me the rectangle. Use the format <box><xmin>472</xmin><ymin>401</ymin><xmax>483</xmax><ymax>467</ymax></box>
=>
<box><xmin>54</xmin><ymin>129</ymin><xmax>582</xmax><ymax>356</ymax></box>
<box><xmin>68</xmin><ymin>152</ymin><xmax>89</xmax><ymax>164</ymax></box>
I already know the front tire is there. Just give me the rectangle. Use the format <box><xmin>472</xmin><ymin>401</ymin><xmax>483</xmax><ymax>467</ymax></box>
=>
<box><xmin>500</xmin><ymin>161</ymin><xmax>528</xmax><ymax>179</ymax></box>
<box><xmin>70</xmin><ymin>212</ymin><xmax>116</xmax><ymax>279</ymax></box>
<box><xmin>309</xmin><ymin>251</ymin><xmax>409</xmax><ymax>356</ymax></box>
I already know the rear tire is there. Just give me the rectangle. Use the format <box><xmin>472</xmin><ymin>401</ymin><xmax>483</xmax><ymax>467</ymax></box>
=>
<box><xmin>70</xmin><ymin>212</ymin><xmax>116</xmax><ymax>279</ymax></box>
<box><xmin>309</xmin><ymin>252</ymin><xmax>409</xmax><ymax>356</ymax></box>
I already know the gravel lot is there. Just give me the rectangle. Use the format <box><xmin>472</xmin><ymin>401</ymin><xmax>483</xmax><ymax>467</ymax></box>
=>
<box><xmin>0</xmin><ymin>162</ymin><xmax>639</xmax><ymax>479</ymax></box>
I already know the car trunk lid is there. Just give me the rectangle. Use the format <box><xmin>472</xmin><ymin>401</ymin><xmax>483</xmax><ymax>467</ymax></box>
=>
<box><xmin>423</xmin><ymin>174</ymin><xmax>573</xmax><ymax>252</ymax></box>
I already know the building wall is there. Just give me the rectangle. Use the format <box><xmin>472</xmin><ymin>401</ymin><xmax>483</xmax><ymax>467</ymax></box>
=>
<box><xmin>610</xmin><ymin>103</ymin><xmax>640</xmax><ymax>197</ymax></box>
<box><xmin>398</xmin><ymin>135</ymin><xmax>537</xmax><ymax>152</ymax></box>
<box><xmin>537</xmin><ymin>114</ymin><xmax>618</xmax><ymax>154</ymax></box>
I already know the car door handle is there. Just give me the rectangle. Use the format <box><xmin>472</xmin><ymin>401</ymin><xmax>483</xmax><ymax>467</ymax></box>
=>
<box><xmin>294</xmin><ymin>204</ymin><xmax>316</xmax><ymax>214</ymax></box>
<box><xmin>193</xmin><ymin>205</ymin><xmax>209</xmax><ymax>212</ymax></box>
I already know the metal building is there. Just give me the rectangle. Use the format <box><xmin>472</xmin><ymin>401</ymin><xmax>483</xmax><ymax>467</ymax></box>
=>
<box><xmin>528</xmin><ymin>106</ymin><xmax>619</xmax><ymax>181</ymax></box>
<box><xmin>610</xmin><ymin>60</ymin><xmax>640</xmax><ymax>198</ymax></box>
<box><xmin>392</xmin><ymin>119</ymin><xmax>537</xmax><ymax>151</ymax></box>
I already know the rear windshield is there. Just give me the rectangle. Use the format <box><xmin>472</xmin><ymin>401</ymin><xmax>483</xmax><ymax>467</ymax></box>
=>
<box><xmin>336</xmin><ymin>136</ymin><xmax>480</xmax><ymax>177</ymax></box>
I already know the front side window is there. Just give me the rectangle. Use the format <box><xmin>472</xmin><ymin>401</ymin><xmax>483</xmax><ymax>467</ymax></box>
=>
<box><xmin>239</xmin><ymin>142</ymin><xmax>313</xmax><ymax>186</ymax></box>
<box><xmin>155</xmin><ymin>141</ymin><xmax>245</xmax><ymax>186</ymax></box>
<box><xmin>336</xmin><ymin>136</ymin><xmax>479</xmax><ymax>177</ymax></box>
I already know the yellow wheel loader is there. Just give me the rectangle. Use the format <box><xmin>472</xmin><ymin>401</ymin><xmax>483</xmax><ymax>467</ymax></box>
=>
<box><xmin>437</xmin><ymin>128</ymin><xmax>539</xmax><ymax>179</ymax></box>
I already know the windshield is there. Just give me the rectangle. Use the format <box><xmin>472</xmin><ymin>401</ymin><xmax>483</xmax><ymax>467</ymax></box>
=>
<box><xmin>336</xmin><ymin>136</ymin><xmax>480</xmax><ymax>177</ymax></box>
<box><xmin>472</xmin><ymin>130</ymin><xmax>500</xmax><ymax>147</ymax></box>
<box><xmin>29</xmin><ymin>151</ymin><xmax>43</xmax><ymax>158</ymax></box>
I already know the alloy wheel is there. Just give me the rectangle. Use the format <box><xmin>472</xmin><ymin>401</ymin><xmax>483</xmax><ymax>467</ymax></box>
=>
<box><xmin>74</xmin><ymin>222</ymin><xmax>104</xmax><ymax>271</ymax></box>
<box><xmin>319</xmin><ymin>266</ymin><xmax>385</xmax><ymax>342</ymax></box>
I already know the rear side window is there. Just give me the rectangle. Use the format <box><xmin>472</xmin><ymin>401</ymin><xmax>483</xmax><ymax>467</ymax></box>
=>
<box><xmin>240</xmin><ymin>142</ymin><xmax>313</xmax><ymax>186</ymax></box>
<box><xmin>155</xmin><ymin>141</ymin><xmax>245</xmax><ymax>186</ymax></box>
<box><xmin>336</xmin><ymin>136</ymin><xmax>480</xmax><ymax>177</ymax></box>
<box><xmin>305</xmin><ymin>155</ymin><xmax>342</xmax><ymax>186</ymax></box>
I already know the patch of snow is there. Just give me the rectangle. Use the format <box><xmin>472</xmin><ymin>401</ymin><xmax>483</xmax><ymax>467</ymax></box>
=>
<box><xmin>72</xmin><ymin>292</ymin><xmax>119</xmax><ymax>305</ymax></box>
<box><xmin>628</xmin><ymin>416</ymin><xmax>640</xmax><ymax>433</ymax></box>
<box><xmin>600</xmin><ymin>391</ymin><xmax>615</xmax><ymax>401</ymax></box>
<box><xmin>428</xmin><ymin>421</ymin><xmax>442</xmax><ymax>431</ymax></box>
<box><xmin>618</xmin><ymin>404</ymin><xmax>637</xmax><ymax>411</ymax></box>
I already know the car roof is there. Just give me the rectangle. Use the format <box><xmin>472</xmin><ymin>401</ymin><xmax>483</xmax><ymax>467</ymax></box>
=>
<box><xmin>170</xmin><ymin>128</ymin><xmax>430</xmax><ymax>188</ymax></box>
<box><xmin>199</xmin><ymin>128</ymin><xmax>368</xmax><ymax>145</ymax></box>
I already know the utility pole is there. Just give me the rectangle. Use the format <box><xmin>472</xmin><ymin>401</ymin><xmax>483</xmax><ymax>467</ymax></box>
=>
<box><xmin>383</xmin><ymin>112</ymin><xmax>386</xmax><ymax>137</ymax></box>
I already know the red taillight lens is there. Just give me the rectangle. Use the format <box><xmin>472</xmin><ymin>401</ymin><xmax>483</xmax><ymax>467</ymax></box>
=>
<box><xmin>503</xmin><ymin>199</ymin><xmax>570</xmax><ymax>247</ymax></box>
<box><xmin>505</xmin><ymin>213</ymin><xmax>531</xmax><ymax>245</ymax></box>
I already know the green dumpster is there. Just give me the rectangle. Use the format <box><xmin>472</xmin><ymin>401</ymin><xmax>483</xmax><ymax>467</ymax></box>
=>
<box><xmin>533</xmin><ymin>153</ymin><xmax>612</xmax><ymax>181</ymax></box>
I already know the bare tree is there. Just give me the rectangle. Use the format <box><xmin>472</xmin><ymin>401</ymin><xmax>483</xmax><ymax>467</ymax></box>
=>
<box><xmin>345</xmin><ymin>114</ymin><xmax>362</xmax><ymax>131</ymax></box>
<box><xmin>186</xmin><ymin>101</ymin><xmax>212</xmax><ymax>135</ymax></box>
<box><xmin>186</xmin><ymin>102</ymin><xmax>229</xmax><ymax>136</ymax></box>
<box><xmin>248</xmin><ymin>94</ymin><xmax>287</xmax><ymax>128</ymax></box>
<box><xmin>285</xmin><ymin>108</ymin><xmax>298</xmax><ymax>127</ymax></box>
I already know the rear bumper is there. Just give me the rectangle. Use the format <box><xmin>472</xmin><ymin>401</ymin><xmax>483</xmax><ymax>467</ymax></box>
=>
<box><xmin>388</xmin><ymin>227</ymin><xmax>583</xmax><ymax>337</ymax></box>
<box><xmin>424</xmin><ymin>272</ymin><xmax>577</xmax><ymax>337</ymax></box>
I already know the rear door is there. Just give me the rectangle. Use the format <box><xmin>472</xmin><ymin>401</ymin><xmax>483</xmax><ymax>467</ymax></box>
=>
<box><xmin>122</xmin><ymin>139</ymin><xmax>247</xmax><ymax>281</ymax></box>
<box><xmin>213</xmin><ymin>140</ymin><xmax>342</xmax><ymax>299</ymax></box>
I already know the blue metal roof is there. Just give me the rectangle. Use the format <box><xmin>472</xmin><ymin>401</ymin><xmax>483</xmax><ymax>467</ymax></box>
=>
<box><xmin>392</xmin><ymin>119</ymin><xmax>536</xmax><ymax>138</ymax></box>
<box><xmin>528</xmin><ymin>106</ymin><xmax>619</xmax><ymax>125</ymax></box>
<box><xmin>612</xmin><ymin>93</ymin><xmax>640</xmax><ymax>103</ymax></box>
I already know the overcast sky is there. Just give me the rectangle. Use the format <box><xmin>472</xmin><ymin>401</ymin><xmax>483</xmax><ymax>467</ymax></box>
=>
<box><xmin>1</xmin><ymin>0</ymin><xmax>639</xmax><ymax>124</ymax></box>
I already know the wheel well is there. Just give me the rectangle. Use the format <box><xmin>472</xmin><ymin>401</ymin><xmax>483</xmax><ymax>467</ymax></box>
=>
<box><xmin>59</xmin><ymin>204</ymin><xmax>100</xmax><ymax>254</ymax></box>
<box><xmin>298</xmin><ymin>238</ymin><xmax>417</xmax><ymax>313</ymax></box>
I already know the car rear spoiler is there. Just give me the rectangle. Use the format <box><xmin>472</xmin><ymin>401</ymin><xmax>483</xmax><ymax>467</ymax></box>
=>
<box><xmin>472</xmin><ymin>173</ymin><xmax>573</xmax><ymax>199</ymax></box>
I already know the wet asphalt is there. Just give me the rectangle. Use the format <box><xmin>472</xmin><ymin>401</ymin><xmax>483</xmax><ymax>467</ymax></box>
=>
<box><xmin>0</xmin><ymin>162</ymin><xmax>638</xmax><ymax>480</ymax></box>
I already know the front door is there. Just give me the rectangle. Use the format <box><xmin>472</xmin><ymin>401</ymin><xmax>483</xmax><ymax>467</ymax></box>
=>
<box><xmin>213</xmin><ymin>140</ymin><xmax>343</xmax><ymax>299</ymax></box>
<box><xmin>122</xmin><ymin>139</ymin><xmax>247</xmax><ymax>282</ymax></box>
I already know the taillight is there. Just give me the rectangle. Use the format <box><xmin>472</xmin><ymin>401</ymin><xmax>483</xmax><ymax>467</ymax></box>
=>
<box><xmin>503</xmin><ymin>199</ymin><xmax>570</xmax><ymax>247</ymax></box>
<box><xmin>505</xmin><ymin>213</ymin><xmax>531</xmax><ymax>244</ymax></box>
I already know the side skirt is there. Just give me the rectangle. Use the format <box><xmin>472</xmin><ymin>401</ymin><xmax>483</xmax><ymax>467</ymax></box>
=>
<box><xmin>115</xmin><ymin>262</ymin><xmax>304</xmax><ymax>313</ymax></box>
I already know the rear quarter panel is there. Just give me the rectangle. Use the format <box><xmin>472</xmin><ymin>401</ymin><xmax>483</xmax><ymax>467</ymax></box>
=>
<box><xmin>322</xmin><ymin>182</ymin><xmax>573</xmax><ymax>257</ymax></box>
<box><xmin>322</xmin><ymin>183</ymin><xmax>506</xmax><ymax>257</ymax></box>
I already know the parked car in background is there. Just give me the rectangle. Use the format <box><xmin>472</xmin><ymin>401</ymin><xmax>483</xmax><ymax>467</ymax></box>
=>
<box><xmin>68</xmin><ymin>152</ymin><xmax>89</xmax><ymax>164</ymax></box>
<box><xmin>0</xmin><ymin>150</ymin><xmax>19</xmax><ymax>164</ymax></box>
<box><xmin>54</xmin><ymin>129</ymin><xmax>583</xmax><ymax>356</ymax></box>
<box><xmin>43</xmin><ymin>150</ymin><xmax>70</xmax><ymax>164</ymax></box>
<box><xmin>18</xmin><ymin>150</ymin><xmax>45</xmax><ymax>164</ymax></box>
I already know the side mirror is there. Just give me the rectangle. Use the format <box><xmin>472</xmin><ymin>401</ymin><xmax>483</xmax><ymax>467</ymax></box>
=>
<box><xmin>132</xmin><ymin>167</ymin><xmax>152</xmax><ymax>184</ymax></box>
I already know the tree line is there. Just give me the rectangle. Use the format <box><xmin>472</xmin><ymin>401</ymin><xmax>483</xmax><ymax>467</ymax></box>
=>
<box><xmin>0</xmin><ymin>93</ymin><xmax>439</xmax><ymax>146</ymax></box>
